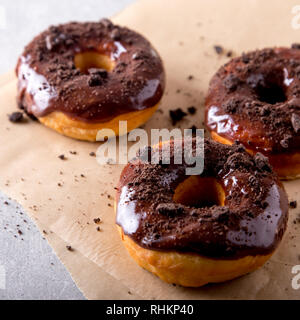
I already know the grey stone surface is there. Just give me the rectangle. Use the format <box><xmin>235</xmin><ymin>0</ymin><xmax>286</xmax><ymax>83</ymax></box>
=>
<box><xmin>0</xmin><ymin>0</ymin><xmax>135</xmax><ymax>300</ymax></box>
<box><xmin>0</xmin><ymin>192</ymin><xmax>85</xmax><ymax>300</ymax></box>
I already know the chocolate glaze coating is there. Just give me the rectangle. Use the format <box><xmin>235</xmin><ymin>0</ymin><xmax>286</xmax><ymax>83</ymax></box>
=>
<box><xmin>206</xmin><ymin>47</ymin><xmax>300</xmax><ymax>154</ymax></box>
<box><xmin>116</xmin><ymin>139</ymin><xmax>289</xmax><ymax>259</ymax></box>
<box><xmin>16</xmin><ymin>20</ymin><xmax>165</xmax><ymax>123</ymax></box>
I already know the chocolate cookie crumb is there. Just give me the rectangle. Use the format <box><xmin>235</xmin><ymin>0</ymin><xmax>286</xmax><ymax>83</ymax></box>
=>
<box><xmin>292</xmin><ymin>43</ymin><xmax>300</xmax><ymax>50</ymax></box>
<box><xmin>58</xmin><ymin>155</ymin><xmax>67</xmax><ymax>160</ymax></box>
<box><xmin>290</xmin><ymin>201</ymin><xmax>297</xmax><ymax>209</ymax></box>
<box><xmin>94</xmin><ymin>218</ymin><xmax>102</xmax><ymax>224</ymax></box>
<box><xmin>188</xmin><ymin>106</ymin><xmax>197</xmax><ymax>115</ymax></box>
<box><xmin>224</xmin><ymin>74</ymin><xmax>240</xmax><ymax>92</ymax></box>
<box><xmin>9</xmin><ymin>112</ymin><xmax>24</xmax><ymax>123</ymax></box>
<box><xmin>214</xmin><ymin>45</ymin><xmax>224</xmax><ymax>55</ymax></box>
<box><xmin>66</xmin><ymin>246</ymin><xmax>74</xmax><ymax>252</ymax></box>
<box><xmin>169</xmin><ymin>108</ymin><xmax>187</xmax><ymax>125</ymax></box>
<box><xmin>90</xmin><ymin>152</ymin><xmax>96</xmax><ymax>157</ymax></box>
<box><xmin>291</xmin><ymin>113</ymin><xmax>300</xmax><ymax>133</ymax></box>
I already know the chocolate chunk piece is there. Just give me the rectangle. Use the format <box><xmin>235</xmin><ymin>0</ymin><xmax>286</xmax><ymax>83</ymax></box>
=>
<box><xmin>254</xmin><ymin>153</ymin><xmax>272</xmax><ymax>172</ymax></box>
<box><xmin>224</xmin><ymin>74</ymin><xmax>240</xmax><ymax>92</ymax></box>
<box><xmin>214</xmin><ymin>45</ymin><xmax>224</xmax><ymax>55</ymax></box>
<box><xmin>289</xmin><ymin>201</ymin><xmax>297</xmax><ymax>209</ymax></box>
<box><xmin>58</xmin><ymin>155</ymin><xmax>67</xmax><ymax>160</ymax></box>
<box><xmin>88</xmin><ymin>68</ymin><xmax>108</xmax><ymax>87</ymax></box>
<box><xmin>280</xmin><ymin>135</ymin><xmax>292</xmax><ymax>149</ymax></box>
<box><xmin>169</xmin><ymin>108</ymin><xmax>187</xmax><ymax>125</ymax></box>
<box><xmin>188</xmin><ymin>106</ymin><xmax>197</xmax><ymax>115</ymax></box>
<box><xmin>157</xmin><ymin>203</ymin><xmax>184</xmax><ymax>216</ymax></box>
<box><xmin>111</xmin><ymin>28</ymin><xmax>121</xmax><ymax>41</ymax></box>
<box><xmin>222</xmin><ymin>98</ymin><xmax>240</xmax><ymax>114</ymax></box>
<box><xmin>88</xmin><ymin>75</ymin><xmax>103</xmax><ymax>87</ymax></box>
<box><xmin>291</xmin><ymin>113</ymin><xmax>300</xmax><ymax>133</ymax></box>
<box><xmin>88</xmin><ymin>68</ymin><xmax>108</xmax><ymax>78</ymax></box>
<box><xmin>94</xmin><ymin>218</ymin><xmax>102</xmax><ymax>224</ymax></box>
<box><xmin>292</xmin><ymin>43</ymin><xmax>300</xmax><ymax>50</ymax></box>
<box><xmin>100</xmin><ymin>18</ymin><xmax>113</xmax><ymax>29</ymax></box>
<box><xmin>9</xmin><ymin>112</ymin><xmax>24</xmax><ymax>123</ymax></box>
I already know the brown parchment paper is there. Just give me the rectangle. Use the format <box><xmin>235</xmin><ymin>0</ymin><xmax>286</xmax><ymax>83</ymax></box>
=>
<box><xmin>0</xmin><ymin>0</ymin><xmax>300</xmax><ymax>300</ymax></box>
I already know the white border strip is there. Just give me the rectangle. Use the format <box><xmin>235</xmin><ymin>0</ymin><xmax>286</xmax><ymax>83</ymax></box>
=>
<box><xmin>0</xmin><ymin>6</ymin><xmax>6</xmax><ymax>30</ymax></box>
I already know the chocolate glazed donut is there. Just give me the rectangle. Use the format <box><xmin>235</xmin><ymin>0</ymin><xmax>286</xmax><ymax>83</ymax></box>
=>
<box><xmin>116</xmin><ymin>139</ymin><xmax>289</xmax><ymax>287</ymax></box>
<box><xmin>16</xmin><ymin>19</ymin><xmax>165</xmax><ymax>141</ymax></box>
<box><xmin>205</xmin><ymin>47</ymin><xmax>300</xmax><ymax>180</ymax></box>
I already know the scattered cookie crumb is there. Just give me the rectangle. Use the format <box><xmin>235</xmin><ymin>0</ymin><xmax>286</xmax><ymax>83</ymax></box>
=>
<box><xmin>89</xmin><ymin>152</ymin><xmax>96</xmax><ymax>157</ymax></box>
<box><xmin>290</xmin><ymin>201</ymin><xmax>297</xmax><ymax>209</ymax></box>
<box><xmin>214</xmin><ymin>45</ymin><xmax>224</xmax><ymax>55</ymax></box>
<box><xmin>94</xmin><ymin>218</ymin><xmax>102</xmax><ymax>224</ymax></box>
<box><xmin>58</xmin><ymin>155</ymin><xmax>67</xmax><ymax>161</ymax></box>
<box><xmin>9</xmin><ymin>112</ymin><xmax>24</xmax><ymax>123</ymax></box>
<box><xmin>188</xmin><ymin>106</ymin><xmax>197</xmax><ymax>115</ymax></box>
<box><xmin>169</xmin><ymin>108</ymin><xmax>187</xmax><ymax>125</ymax></box>
<box><xmin>66</xmin><ymin>246</ymin><xmax>74</xmax><ymax>252</ymax></box>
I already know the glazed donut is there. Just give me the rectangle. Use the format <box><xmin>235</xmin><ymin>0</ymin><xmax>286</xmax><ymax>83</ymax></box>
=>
<box><xmin>205</xmin><ymin>47</ymin><xmax>300</xmax><ymax>180</ymax></box>
<box><xmin>115</xmin><ymin>139</ymin><xmax>289</xmax><ymax>287</ymax></box>
<box><xmin>16</xmin><ymin>19</ymin><xmax>165</xmax><ymax>141</ymax></box>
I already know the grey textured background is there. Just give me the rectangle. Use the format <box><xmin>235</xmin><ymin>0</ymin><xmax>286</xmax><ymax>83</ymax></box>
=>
<box><xmin>0</xmin><ymin>0</ymin><xmax>135</xmax><ymax>300</ymax></box>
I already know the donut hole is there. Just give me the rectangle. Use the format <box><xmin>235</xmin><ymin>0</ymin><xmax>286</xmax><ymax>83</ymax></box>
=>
<box><xmin>250</xmin><ymin>72</ymin><xmax>287</xmax><ymax>104</ymax></box>
<box><xmin>173</xmin><ymin>176</ymin><xmax>225</xmax><ymax>208</ymax></box>
<box><xmin>256</xmin><ymin>83</ymin><xmax>286</xmax><ymax>104</ymax></box>
<box><xmin>74</xmin><ymin>51</ymin><xmax>114</xmax><ymax>74</ymax></box>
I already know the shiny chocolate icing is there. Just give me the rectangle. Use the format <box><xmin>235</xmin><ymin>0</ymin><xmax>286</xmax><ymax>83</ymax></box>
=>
<box><xmin>116</xmin><ymin>139</ymin><xmax>289</xmax><ymax>259</ymax></box>
<box><xmin>16</xmin><ymin>19</ymin><xmax>165</xmax><ymax>123</ymax></box>
<box><xmin>205</xmin><ymin>47</ymin><xmax>300</xmax><ymax>154</ymax></box>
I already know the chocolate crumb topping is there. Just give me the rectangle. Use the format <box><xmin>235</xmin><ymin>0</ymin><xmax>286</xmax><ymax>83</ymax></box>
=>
<box><xmin>292</xmin><ymin>43</ymin><xmax>300</xmax><ymax>50</ymax></box>
<box><xmin>291</xmin><ymin>113</ymin><xmax>300</xmax><ymax>133</ymax></box>
<box><xmin>116</xmin><ymin>139</ymin><xmax>288</xmax><ymax>259</ymax></box>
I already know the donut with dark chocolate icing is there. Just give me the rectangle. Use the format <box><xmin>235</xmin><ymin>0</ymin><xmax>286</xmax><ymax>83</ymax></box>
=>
<box><xmin>116</xmin><ymin>138</ymin><xmax>289</xmax><ymax>287</ymax></box>
<box><xmin>205</xmin><ymin>47</ymin><xmax>300</xmax><ymax>179</ymax></box>
<box><xmin>16</xmin><ymin>19</ymin><xmax>165</xmax><ymax>141</ymax></box>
